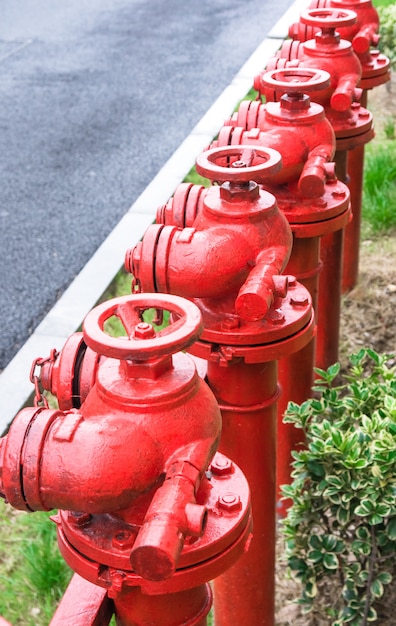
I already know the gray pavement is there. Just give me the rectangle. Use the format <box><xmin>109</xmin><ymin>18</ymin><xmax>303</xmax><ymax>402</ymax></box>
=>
<box><xmin>0</xmin><ymin>0</ymin><xmax>306</xmax><ymax>430</ymax></box>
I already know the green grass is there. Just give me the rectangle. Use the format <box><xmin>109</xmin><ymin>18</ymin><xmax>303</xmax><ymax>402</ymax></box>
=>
<box><xmin>0</xmin><ymin>501</ymin><xmax>72</xmax><ymax>626</ymax></box>
<box><xmin>374</xmin><ymin>0</ymin><xmax>395</xmax><ymax>8</ymax></box>
<box><xmin>360</xmin><ymin>1</ymin><xmax>396</xmax><ymax>236</ymax></box>
<box><xmin>384</xmin><ymin>117</ymin><xmax>395</xmax><ymax>140</ymax></box>
<box><xmin>362</xmin><ymin>142</ymin><xmax>396</xmax><ymax>235</ymax></box>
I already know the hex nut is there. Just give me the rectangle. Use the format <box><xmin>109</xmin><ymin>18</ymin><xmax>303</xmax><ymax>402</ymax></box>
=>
<box><xmin>69</xmin><ymin>511</ymin><xmax>92</xmax><ymax>527</ymax></box>
<box><xmin>133</xmin><ymin>322</ymin><xmax>155</xmax><ymax>339</ymax></box>
<box><xmin>217</xmin><ymin>493</ymin><xmax>242</xmax><ymax>512</ymax></box>
<box><xmin>210</xmin><ymin>455</ymin><xmax>234</xmax><ymax>476</ymax></box>
<box><xmin>112</xmin><ymin>530</ymin><xmax>135</xmax><ymax>550</ymax></box>
<box><xmin>290</xmin><ymin>295</ymin><xmax>309</xmax><ymax>307</ymax></box>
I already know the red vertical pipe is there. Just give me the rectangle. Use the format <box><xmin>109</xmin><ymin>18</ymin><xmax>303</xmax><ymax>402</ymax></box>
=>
<box><xmin>277</xmin><ymin>238</ymin><xmax>319</xmax><ymax>513</ymax></box>
<box><xmin>316</xmin><ymin>226</ymin><xmax>345</xmax><ymax>370</ymax></box>
<box><xmin>209</xmin><ymin>358</ymin><xmax>279</xmax><ymax>626</ymax></box>
<box><xmin>314</xmin><ymin>149</ymin><xmax>348</xmax><ymax>370</ymax></box>
<box><xmin>342</xmin><ymin>142</ymin><xmax>365</xmax><ymax>292</ymax></box>
<box><xmin>113</xmin><ymin>584</ymin><xmax>211</xmax><ymax>626</ymax></box>
<box><xmin>277</xmin><ymin>343</ymin><xmax>315</xmax><ymax>512</ymax></box>
<box><xmin>342</xmin><ymin>88</ymin><xmax>369</xmax><ymax>292</ymax></box>
<box><xmin>285</xmin><ymin>236</ymin><xmax>321</xmax><ymax>310</ymax></box>
<box><xmin>335</xmin><ymin>148</ymin><xmax>349</xmax><ymax>185</ymax></box>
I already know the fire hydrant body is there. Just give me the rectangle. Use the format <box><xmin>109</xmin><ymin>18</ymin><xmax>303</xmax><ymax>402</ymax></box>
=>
<box><xmin>259</xmin><ymin>8</ymin><xmax>374</xmax><ymax>366</ymax></box>
<box><xmin>130</xmin><ymin>148</ymin><xmax>293</xmax><ymax>323</ymax></box>
<box><xmin>287</xmin><ymin>1</ymin><xmax>390</xmax><ymax>293</ymax></box>
<box><xmin>264</xmin><ymin>9</ymin><xmax>364</xmax><ymax>113</ymax></box>
<box><xmin>223</xmin><ymin>74</ymin><xmax>336</xmax><ymax>198</ymax></box>
<box><xmin>126</xmin><ymin>146</ymin><xmax>315</xmax><ymax>625</ymax></box>
<box><xmin>288</xmin><ymin>0</ymin><xmax>390</xmax><ymax>93</ymax></box>
<box><xmin>260</xmin><ymin>9</ymin><xmax>375</xmax><ymax>159</ymax></box>
<box><xmin>222</xmin><ymin>68</ymin><xmax>351</xmax><ymax>377</ymax></box>
<box><xmin>262</xmin><ymin>8</ymin><xmax>375</xmax><ymax>300</ymax></box>
<box><xmin>0</xmin><ymin>294</ymin><xmax>252</xmax><ymax>626</ymax></box>
<box><xmin>202</xmin><ymin>69</ymin><xmax>350</xmax><ymax>506</ymax></box>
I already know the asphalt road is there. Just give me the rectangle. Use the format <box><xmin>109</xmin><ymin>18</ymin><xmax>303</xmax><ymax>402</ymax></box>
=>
<box><xmin>0</xmin><ymin>0</ymin><xmax>294</xmax><ymax>371</ymax></box>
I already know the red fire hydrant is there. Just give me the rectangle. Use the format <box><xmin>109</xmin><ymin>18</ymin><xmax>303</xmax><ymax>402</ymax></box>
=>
<box><xmin>126</xmin><ymin>146</ymin><xmax>315</xmax><ymax>625</ymax></box>
<box><xmin>287</xmin><ymin>0</ymin><xmax>391</xmax><ymax>293</ymax></box>
<box><xmin>218</xmin><ymin>70</ymin><xmax>335</xmax><ymax>198</ymax></box>
<box><xmin>0</xmin><ymin>293</ymin><xmax>252</xmax><ymax>626</ymax></box>
<box><xmin>258</xmin><ymin>8</ymin><xmax>374</xmax><ymax>368</ymax></box>
<box><xmin>262</xmin><ymin>8</ymin><xmax>364</xmax><ymax>114</ymax></box>
<box><xmin>218</xmin><ymin>67</ymin><xmax>351</xmax><ymax>377</ymax></box>
<box><xmin>212</xmin><ymin>68</ymin><xmax>350</xmax><ymax>506</ymax></box>
<box><xmin>288</xmin><ymin>0</ymin><xmax>390</xmax><ymax>96</ymax></box>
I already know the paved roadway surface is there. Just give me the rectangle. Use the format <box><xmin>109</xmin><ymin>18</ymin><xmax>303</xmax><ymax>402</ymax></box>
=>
<box><xmin>0</xmin><ymin>0</ymin><xmax>307</xmax><ymax>424</ymax></box>
<box><xmin>0</xmin><ymin>0</ymin><xmax>307</xmax><ymax>427</ymax></box>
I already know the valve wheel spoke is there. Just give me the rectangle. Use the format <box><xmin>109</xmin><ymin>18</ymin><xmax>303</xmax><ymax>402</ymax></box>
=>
<box><xmin>116</xmin><ymin>301</ymin><xmax>143</xmax><ymax>337</ymax></box>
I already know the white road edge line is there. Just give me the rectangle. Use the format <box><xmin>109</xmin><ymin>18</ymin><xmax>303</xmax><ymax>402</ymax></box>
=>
<box><xmin>0</xmin><ymin>0</ymin><xmax>307</xmax><ymax>433</ymax></box>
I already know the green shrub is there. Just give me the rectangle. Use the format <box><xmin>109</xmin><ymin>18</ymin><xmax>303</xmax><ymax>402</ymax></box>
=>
<box><xmin>281</xmin><ymin>349</ymin><xmax>396</xmax><ymax>625</ymax></box>
<box><xmin>378</xmin><ymin>4</ymin><xmax>396</xmax><ymax>68</ymax></box>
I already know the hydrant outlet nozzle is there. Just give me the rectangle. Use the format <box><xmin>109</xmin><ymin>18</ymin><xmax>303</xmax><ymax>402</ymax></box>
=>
<box><xmin>130</xmin><ymin>519</ymin><xmax>184</xmax><ymax>581</ymax></box>
<box><xmin>253</xmin><ymin>73</ymin><xmax>262</xmax><ymax>93</ymax></box>
<box><xmin>353</xmin><ymin>25</ymin><xmax>379</xmax><ymax>54</ymax></box>
<box><xmin>130</xmin><ymin>504</ymin><xmax>208</xmax><ymax>581</ymax></box>
<box><xmin>298</xmin><ymin>152</ymin><xmax>335</xmax><ymax>197</ymax></box>
<box><xmin>130</xmin><ymin>464</ymin><xmax>209</xmax><ymax>581</ymax></box>
<box><xmin>236</xmin><ymin>273</ymin><xmax>288</xmax><ymax>322</ymax></box>
<box><xmin>331</xmin><ymin>75</ymin><xmax>360</xmax><ymax>112</ymax></box>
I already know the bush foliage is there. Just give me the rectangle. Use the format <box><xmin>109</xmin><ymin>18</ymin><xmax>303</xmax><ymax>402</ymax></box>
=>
<box><xmin>378</xmin><ymin>4</ymin><xmax>396</xmax><ymax>69</ymax></box>
<box><xmin>282</xmin><ymin>349</ymin><xmax>396</xmax><ymax>625</ymax></box>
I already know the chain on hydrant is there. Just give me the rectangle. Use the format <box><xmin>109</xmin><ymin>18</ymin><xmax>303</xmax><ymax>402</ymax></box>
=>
<box><xmin>0</xmin><ymin>293</ymin><xmax>252</xmax><ymax>626</ymax></box>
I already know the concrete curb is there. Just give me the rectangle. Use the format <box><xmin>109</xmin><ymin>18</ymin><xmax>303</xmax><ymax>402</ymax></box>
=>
<box><xmin>0</xmin><ymin>0</ymin><xmax>307</xmax><ymax>434</ymax></box>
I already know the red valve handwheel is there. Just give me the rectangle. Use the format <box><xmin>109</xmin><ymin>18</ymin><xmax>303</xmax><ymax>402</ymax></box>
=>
<box><xmin>300</xmin><ymin>7</ymin><xmax>357</xmax><ymax>29</ymax></box>
<box><xmin>195</xmin><ymin>145</ymin><xmax>282</xmax><ymax>185</ymax></box>
<box><xmin>83</xmin><ymin>294</ymin><xmax>203</xmax><ymax>360</ymax></box>
<box><xmin>262</xmin><ymin>68</ymin><xmax>331</xmax><ymax>94</ymax></box>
